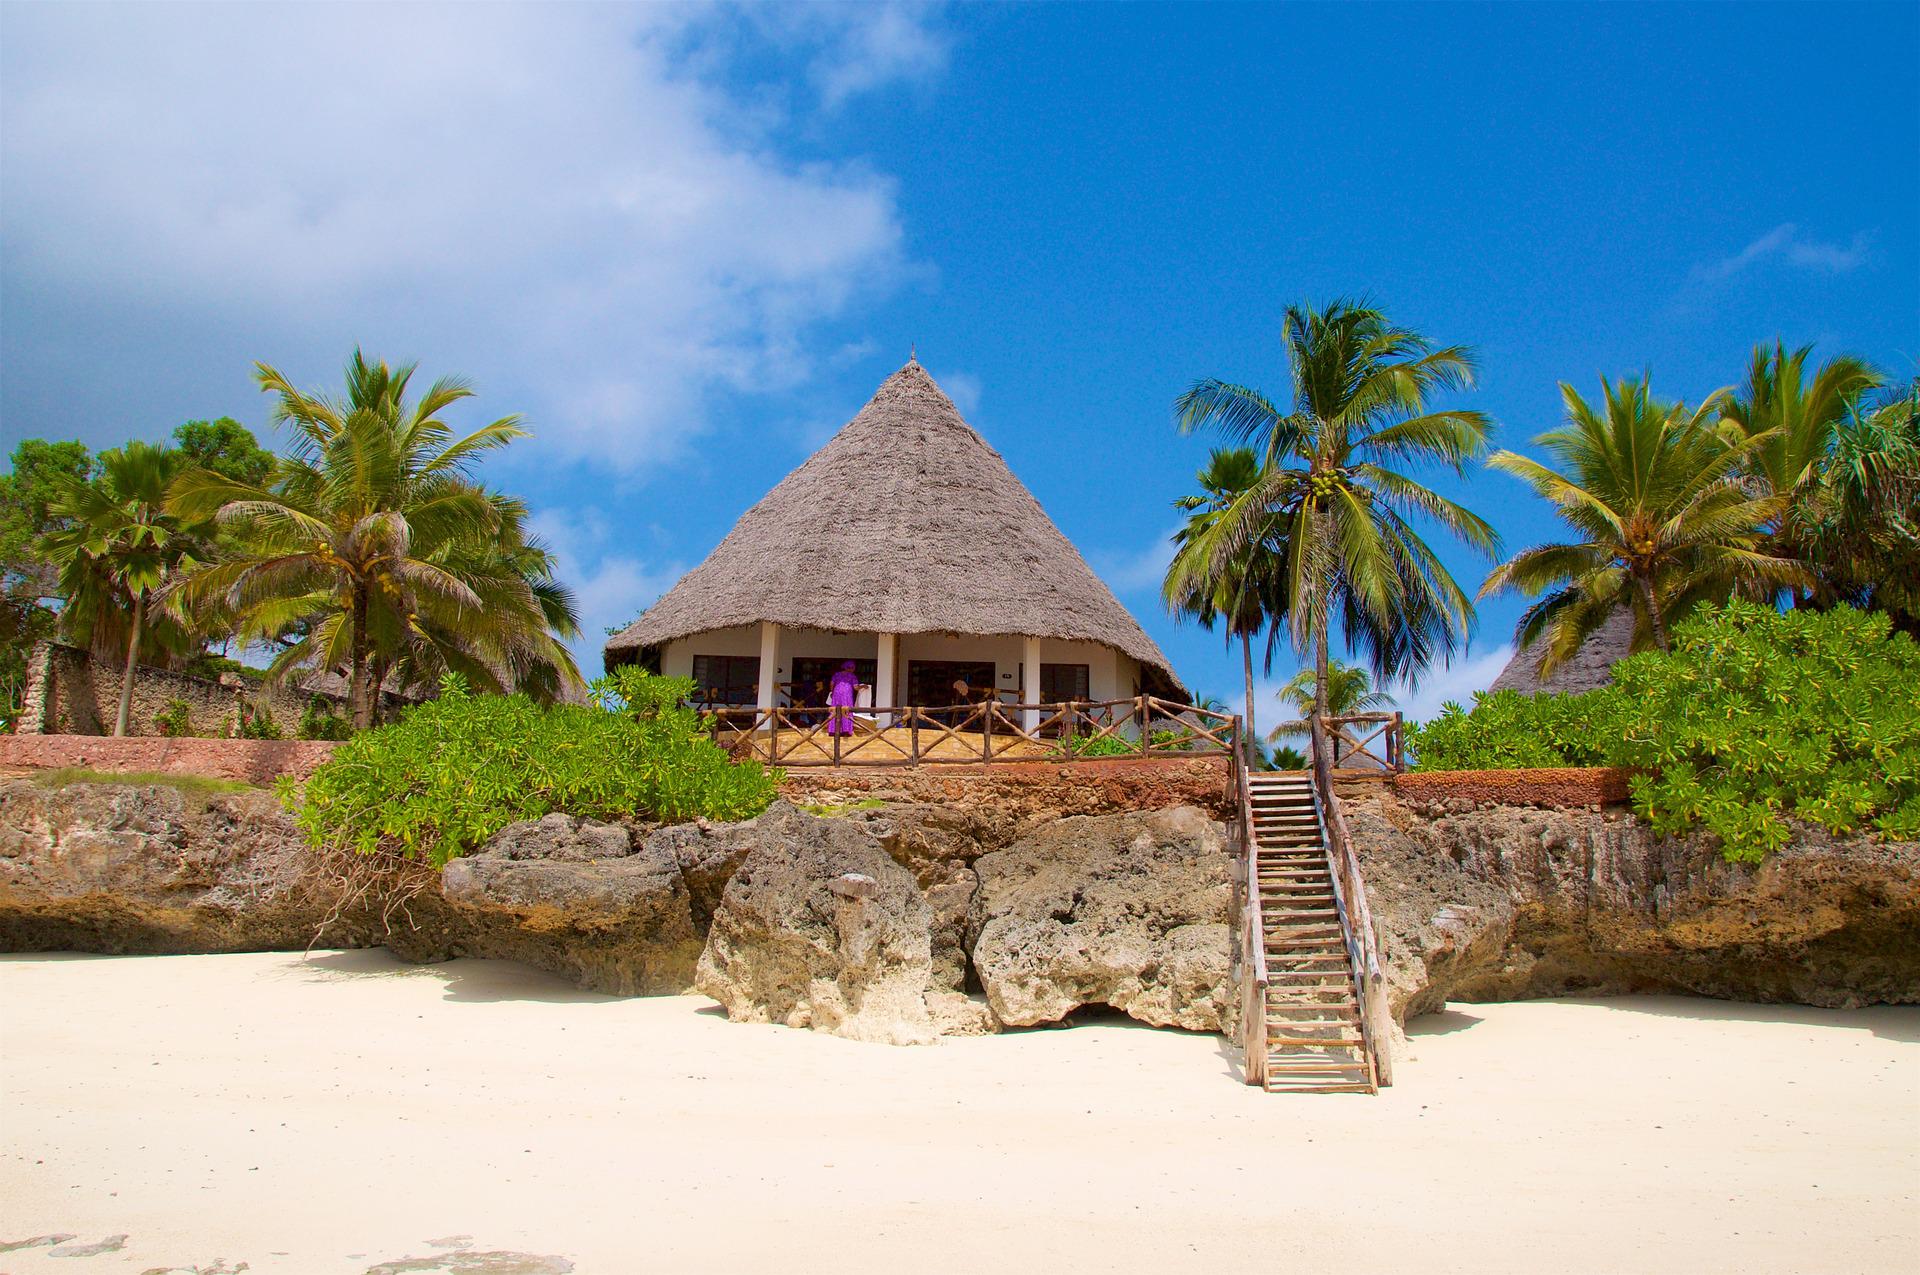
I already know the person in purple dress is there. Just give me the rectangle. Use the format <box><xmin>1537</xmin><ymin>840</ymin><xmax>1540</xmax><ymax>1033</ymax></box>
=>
<box><xmin>826</xmin><ymin>660</ymin><xmax>861</xmax><ymax>736</ymax></box>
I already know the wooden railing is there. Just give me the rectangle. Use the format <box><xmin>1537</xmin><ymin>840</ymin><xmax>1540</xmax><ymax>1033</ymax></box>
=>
<box><xmin>1309</xmin><ymin>715</ymin><xmax>1394</xmax><ymax>1087</ymax></box>
<box><xmin>697</xmin><ymin>695</ymin><xmax>1238</xmax><ymax>768</ymax></box>
<box><xmin>1227</xmin><ymin>745</ymin><xmax>1269</xmax><ymax>1088</ymax></box>
<box><xmin>1272</xmin><ymin>711</ymin><xmax>1405</xmax><ymax>772</ymax></box>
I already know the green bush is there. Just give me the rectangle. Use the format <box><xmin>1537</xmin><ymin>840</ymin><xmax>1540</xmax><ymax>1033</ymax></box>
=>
<box><xmin>233</xmin><ymin>700</ymin><xmax>282</xmax><ymax>740</ymax></box>
<box><xmin>1405</xmin><ymin>686</ymin><xmax>1622</xmax><ymax>771</ymax></box>
<box><xmin>153</xmin><ymin>698</ymin><xmax>194</xmax><ymax>738</ymax></box>
<box><xmin>296</xmin><ymin>696</ymin><xmax>352</xmax><ymax>741</ymax></box>
<box><xmin>283</xmin><ymin>669</ymin><xmax>780</xmax><ymax>866</ymax></box>
<box><xmin>1049</xmin><ymin>731</ymin><xmax>1135</xmax><ymax>758</ymax></box>
<box><xmin>1407</xmin><ymin>602</ymin><xmax>1920</xmax><ymax>861</ymax></box>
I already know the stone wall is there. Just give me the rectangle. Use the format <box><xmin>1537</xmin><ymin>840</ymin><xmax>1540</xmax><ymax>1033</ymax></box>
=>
<box><xmin>780</xmin><ymin>756</ymin><xmax>1234</xmax><ymax>823</ymax></box>
<box><xmin>17</xmin><ymin>641</ymin><xmax>348</xmax><ymax>739</ymax></box>
<box><xmin>0</xmin><ymin>734</ymin><xmax>340</xmax><ymax>783</ymax></box>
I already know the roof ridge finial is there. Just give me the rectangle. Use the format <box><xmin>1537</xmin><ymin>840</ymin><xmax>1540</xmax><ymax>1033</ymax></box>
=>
<box><xmin>909</xmin><ymin>341</ymin><xmax>917</xmax><ymax>364</ymax></box>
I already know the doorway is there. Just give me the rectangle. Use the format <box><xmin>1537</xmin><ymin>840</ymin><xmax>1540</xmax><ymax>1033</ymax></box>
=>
<box><xmin>907</xmin><ymin>660</ymin><xmax>995</xmax><ymax>708</ymax></box>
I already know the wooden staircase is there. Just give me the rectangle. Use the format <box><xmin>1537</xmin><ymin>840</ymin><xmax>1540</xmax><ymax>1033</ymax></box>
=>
<box><xmin>1242</xmin><ymin>771</ymin><xmax>1380</xmax><ymax>1094</ymax></box>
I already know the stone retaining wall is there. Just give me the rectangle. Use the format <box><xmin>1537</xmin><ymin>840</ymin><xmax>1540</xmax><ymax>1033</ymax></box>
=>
<box><xmin>0</xmin><ymin>734</ymin><xmax>339</xmax><ymax>784</ymax></box>
<box><xmin>1328</xmin><ymin>766</ymin><xmax>1632</xmax><ymax>809</ymax></box>
<box><xmin>781</xmin><ymin>756</ymin><xmax>1235</xmax><ymax>821</ymax></box>
<box><xmin>17</xmin><ymin>641</ymin><xmax>350</xmax><ymax>739</ymax></box>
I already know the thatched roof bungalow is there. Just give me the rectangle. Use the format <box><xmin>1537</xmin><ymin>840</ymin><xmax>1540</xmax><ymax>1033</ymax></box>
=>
<box><xmin>1488</xmin><ymin>609</ymin><xmax>1636</xmax><ymax>696</ymax></box>
<box><xmin>605</xmin><ymin>362</ymin><xmax>1183</xmax><ymax>721</ymax></box>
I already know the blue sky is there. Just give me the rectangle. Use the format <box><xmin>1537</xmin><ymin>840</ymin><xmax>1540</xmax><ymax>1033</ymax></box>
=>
<box><xmin>3</xmin><ymin>2</ymin><xmax>1916</xmax><ymax>722</ymax></box>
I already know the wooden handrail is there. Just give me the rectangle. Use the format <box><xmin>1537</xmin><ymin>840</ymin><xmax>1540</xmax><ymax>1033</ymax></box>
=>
<box><xmin>696</xmin><ymin>696</ymin><xmax>1240</xmax><ymax>768</ymax></box>
<box><xmin>1233</xmin><ymin>735</ymin><xmax>1268</xmax><ymax>1087</ymax></box>
<box><xmin>1310</xmin><ymin>714</ymin><xmax>1394</xmax><ymax>1088</ymax></box>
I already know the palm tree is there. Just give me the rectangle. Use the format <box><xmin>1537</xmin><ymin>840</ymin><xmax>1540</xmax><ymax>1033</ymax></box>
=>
<box><xmin>1267</xmin><ymin>660</ymin><xmax>1393</xmax><ymax>735</ymax></box>
<box><xmin>1793</xmin><ymin>373</ymin><xmax>1920</xmax><ymax>630</ymax></box>
<box><xmin>1163</xmin><ymin>447</ymin><xmax>1285</xmax><ymax>767</ymax></box>
<box><xmin>173</xmin><ymin>350</ymin><xmax>583</xmax><ymax>729</ymax></box>
<box><xmin>1724</xmin><ymin>341</ymin><xmax>1880</xmax><ymax>575</ymax></box>
<box><xmin>1481</xmin><ymin>376</ymin><xmax>1806</xmax><ymax>676</ymax></box>
<box><xmin>1172</xmin><ymin>299</ymin><xmax>1499</xmax><ymax>770</ymax></box>
<box><xmin>41</xmin><ymin>442</ymin><xmax>207</xmax><ymax>735</ymax></box>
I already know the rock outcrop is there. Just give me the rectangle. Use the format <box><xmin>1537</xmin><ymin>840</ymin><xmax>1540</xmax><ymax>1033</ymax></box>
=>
<box><xmin>0</xmin><ymin>778</ymin><xmax>350</xmax><ymax>952</ymax></box>
<box><xmin>10</xmin><ymin>772</ymin><xmax>1914</xmax><ymax>1049</ymax></box>
<box><xmin>440</xmin><ymin>814</ymin><xmax>704</xmax><ymax>996</ymax></box>
<box><xmin>1353</xmin><ymin>792</ymin><xmax>1920</xmax><ymax>1020</ymax></box>
<box><xmin>968</xmin><ymin>805</ymin><xmax>1232</xmax><ymax>1030</ymax></box>
<box><xmin>695</xmin><ymin>802</ymin><xmax>963</xmax><ymax>1044</ymax></box>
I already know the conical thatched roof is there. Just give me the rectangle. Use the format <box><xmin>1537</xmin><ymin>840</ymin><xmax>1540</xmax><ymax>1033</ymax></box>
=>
<box><xmin>605</xmin><ymin>362</ymin><xmax>1182</xmax><ymax>693</ymax></box>
<box><xmin>1488</xmin><ymin>608</ymin><xmax>1636</xmax><ymax>696</ymax></box>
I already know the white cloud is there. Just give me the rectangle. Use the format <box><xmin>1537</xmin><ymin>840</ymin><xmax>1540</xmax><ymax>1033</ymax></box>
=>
<box><xmin>930</xmin><ymin>368</ymin><xmax>983</xmax><ymax>417</ymax></box>
<box><xmin>529</xmin><ymin>508</ymin><xmax>688</xmax><ymax>677</ymax></box>
<box><xmin>0</xmin><ymin>3</ymin><xmax>947</xmax><ymax>468</ymax></box>
<box><xmin>1390</xmin><ymin>644</ymin><xmax>1513</xmax><ymax>726</ymax></box>
<box><xmin>808</xmin><ymin>3</ymin><xmax>953</xmax><ymax>108</ymax></box>
<box><xmin>1690</xmin><ymin>224</ymin><xmax>1870</xmax><ymax>283</ymax></box>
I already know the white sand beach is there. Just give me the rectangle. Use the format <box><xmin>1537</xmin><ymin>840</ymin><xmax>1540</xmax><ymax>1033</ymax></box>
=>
<box><xmin>2</xmin><ymin>951</ymin><xmax>1914</xmax><ymax>1275</ymax></box>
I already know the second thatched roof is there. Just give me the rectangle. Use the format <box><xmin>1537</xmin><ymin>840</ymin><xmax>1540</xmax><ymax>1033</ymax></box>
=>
<box><xmin>605</xmin><ymin>361</ymin><xmax>1182</xmax><ymax>693</ymax></box>
<box><xmin>1488</xmin><ymin>608</ymin><xmax>1637</xmax><ymax>696</ymax></box>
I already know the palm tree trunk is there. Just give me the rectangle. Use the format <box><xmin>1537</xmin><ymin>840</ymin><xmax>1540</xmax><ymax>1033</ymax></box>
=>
<box><xmin>1636</xmin><ymin>574</ymin><xmax>1672</xmax><ymax>651</ymax></box>
<box><xmin>1309</xmin><ymin>501</ymin><xmax>1333</xmax><ymax>774</ymax></box>
<box><xmin>113</xmin><ymin>592</ymin><xmax>146</xmax><ymax>738</ymax></box>
<box><xmin>1312</xmin><ymin>614</ymin><xmax>1332</xmax><ymax>769</ymax></box>
<box><xmin>347</xmin><ymin>584</ymin><xmax>373</xmax><ymax>731</ymax></box>
<box><xmin>1240</xmin><ymin>629</ymin><xmax>1258</xmax><ymax>770</ymax></box>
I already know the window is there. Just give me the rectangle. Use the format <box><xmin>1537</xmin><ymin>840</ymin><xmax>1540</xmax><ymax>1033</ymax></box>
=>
<box><xmin>1040</xmin><ymin>663</ymin><xmax>1090</xmax><ymax>702</ymax></box>
<box><xmin>691</xmin><ymin>654</ymin><xmax>760</xmax><ymax>705</ymax></box>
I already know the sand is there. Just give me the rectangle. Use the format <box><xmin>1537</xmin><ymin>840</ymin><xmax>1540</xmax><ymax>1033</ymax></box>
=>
<box><xmin>1</xmin><ymin>951</ymin><xmax>1914</xmax><ymax>1275</ymax></box>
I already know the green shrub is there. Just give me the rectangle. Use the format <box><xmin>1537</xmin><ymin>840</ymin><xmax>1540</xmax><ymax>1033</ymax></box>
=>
<box><xmin>1049</xmin><ymin>731</ymin><xmax>1135</xmax><ymax>758</ymax></box>
<box><xmin>1268</xmin><ymin>745</ymin><xmax>1309</xmax><ymax>770</ymax></box>
<box><xmin>1407</xmin><ymin>602</ymin><xmax>1920</xmax><ymax>861</ymax></box>
<box><xmin>233</xmin><ymin>700</ymin><xmax>282</xmax><ymax>740</ymax></box>
<box><xmin>296</xmin><ymin>696</ymin><xmax>352</xmax><ymax>741</ymax></box>
<box><xmin>1405</xmin><ymin>686</ymin><xmax>1622</xmax><ymax>771</ymax></box>
<box><xmin>153</xmin><ymin>698</ymin><xmax>194</xmax><ymax>738</ymax></box>
<box><xmin>283</xmin><ymin>669</ymin><xmax>780</xmax><ymax>866</ymax></box>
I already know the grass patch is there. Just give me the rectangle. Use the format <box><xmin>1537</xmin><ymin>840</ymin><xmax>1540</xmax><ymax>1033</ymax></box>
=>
<box><xmin>30</xmin><ymin>767</ymin><xmax>259</xmax><ymax>798</ymax></box>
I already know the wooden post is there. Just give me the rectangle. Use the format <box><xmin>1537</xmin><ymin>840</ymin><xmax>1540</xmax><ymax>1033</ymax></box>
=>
<box><xmin>756</xmin><ymin>622</ymin><xmax>779</xmax><ymax>712</ymax></box>
<box><xmin>1021</xmin><ymin>635</ymin><xmax>1042</xmax><ymax>734</ymax></box>
<box><xmin>1137</xmin><ymin>694</ymin><xmax>1151</xmax><ymax>756</ymax></box>
<box><xmin>875</xmin><ymin>631</ymin><xmax>896</xmax><ymax>730</ymax></box>
<box><xmin>909</xmin><ymin>707</ymin><xmax>921</xmax><ymax>766</ymax></box>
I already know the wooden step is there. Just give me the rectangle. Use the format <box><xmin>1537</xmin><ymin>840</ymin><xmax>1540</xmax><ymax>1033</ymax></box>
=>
<box><xmin>1261</xmin><ymin>984</ymin><xmax>1355</xmax><ymax>994</ymax></box>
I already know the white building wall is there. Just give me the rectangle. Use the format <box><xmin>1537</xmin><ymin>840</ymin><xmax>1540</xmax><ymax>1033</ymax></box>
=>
<box><xmin>663</xmin><ymin>627</ymin><xmax>1149</xmax><ymax>704</ymax></box>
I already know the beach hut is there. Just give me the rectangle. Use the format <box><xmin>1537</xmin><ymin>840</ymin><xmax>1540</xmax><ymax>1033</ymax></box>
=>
<box><xmin>1488</xmin><ymin>608</ymin><xmax>1636</xmax><ymax>695</ymax></box>
<box><xmin>604</xmin><ymin>361</ymin><xmax>1184</xmax><ymax>735</ymax></box>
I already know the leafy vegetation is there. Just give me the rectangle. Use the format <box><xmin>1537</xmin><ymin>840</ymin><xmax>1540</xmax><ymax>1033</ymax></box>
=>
<box><xmin>42</xmin><ymin>441</ymin><xmax>213</xmax><ymax>736</ymax></box>
<box><xmin>1049</xmin><ymin>730</ymin><xmax>1135</xmax><ymax>758</ymax></box>
<box><xmin>175</xmin><ymin>350</ymin><xmax>583</xmax><ymax>729</ymax></box>
<box><xmin>1407</xmin><ymin>603</ymin><xmax>1920</xmax><ymax>860</ymax></box>
<box><xmin>1266</xmin><ymin>659</ymin><xmax>1393</xmax><ymax>743</ymax></box>
<box><xmin>297</xmin><ymin>696</ymin><xmax>353</xmax><ymax>741</ymax></box>
<box><xmin>1482</xmin><ymin>376</ymin><xmax>1806</xmax><ymax>676</ymax></box>
<box><xmin>1164</xmin><ymin>447</ymin><xmax>1286</xmax><ymax>765</ymax></box>
<box><xmin>284</xmin><ymin>670</ymin><xmax>780</xmax><ymax>866</ymax></box>
<box><xmin>231</xmin><ymin>700</ymin><xmax>283</xmax><ymax>740</ymax></box>
<box><xmin>153</xmin><ymin>698</ymin><xmax>194</xmax><ymax>738</ymax></box>
<box><xmin>1168</xmin><ymin>298</ymin><xmax>1498</xmax><ymax>760</ymax></box>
